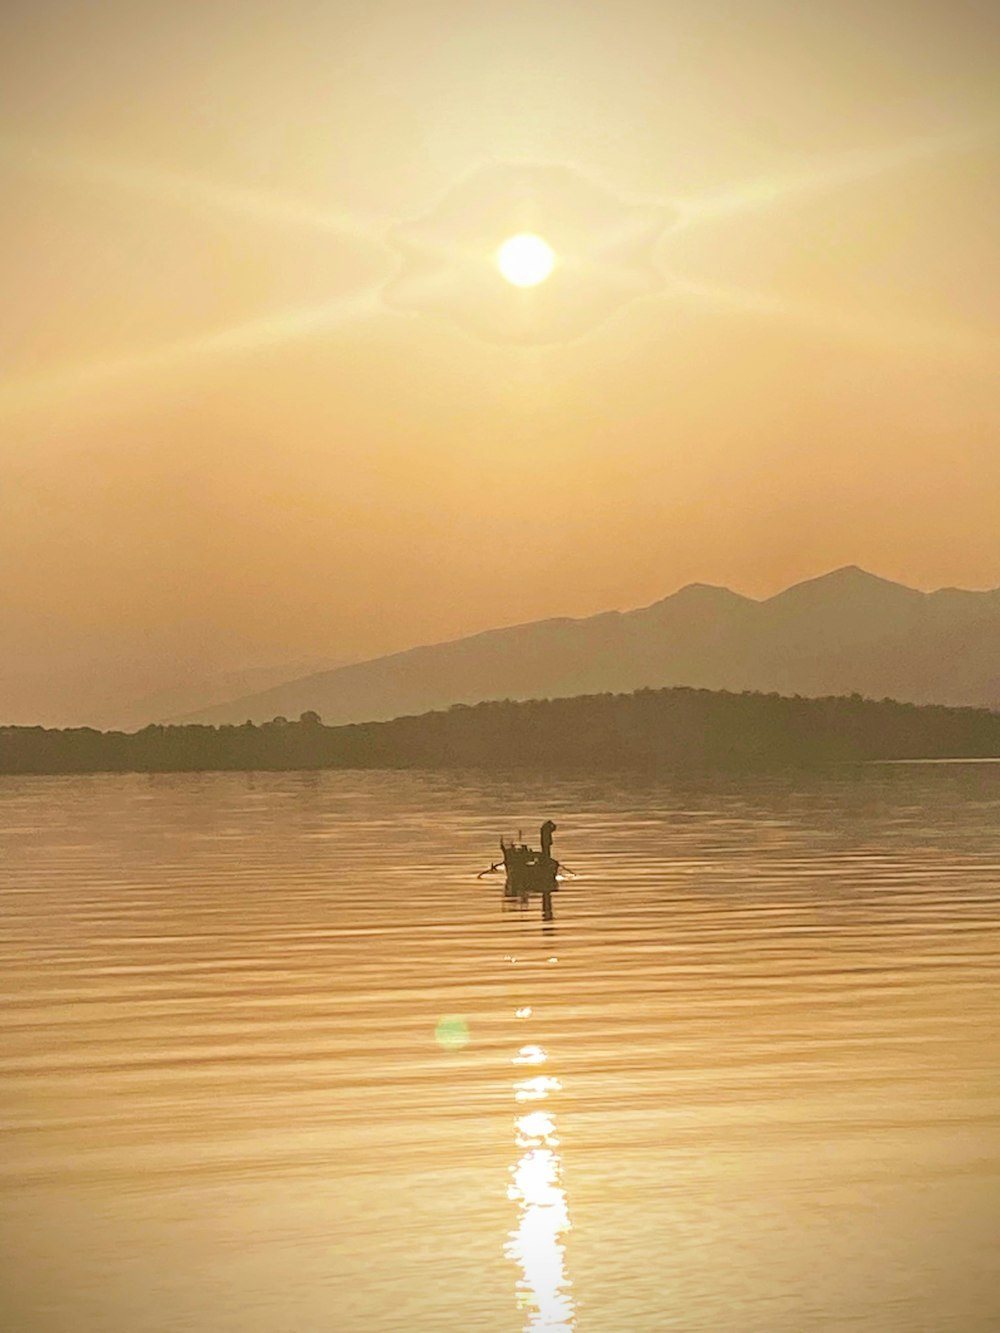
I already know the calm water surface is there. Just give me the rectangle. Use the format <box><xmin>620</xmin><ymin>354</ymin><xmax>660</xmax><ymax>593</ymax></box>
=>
<box><xmin>2</xmin><ymin>765</ymin><xmax>999</xmax><ymax>1332</ymax></box>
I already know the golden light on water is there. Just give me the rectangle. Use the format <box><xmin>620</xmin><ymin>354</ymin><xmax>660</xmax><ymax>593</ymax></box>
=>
<box><xmin>513</xmin><ymin>1044</ymin><xmax>548</xmax><ymax>1066</ymax></box>
<box><xmin>507</xmin><ymin>1039</ymin><xmax>575</xmax><ymax>1330</ymax></box>
<box><xmin>515</xmin><ymin>1074</ymin><xmax>562</xmax><ymax>1103</ymax></box>
<box><xmin>496</xmin><ymin>233</ymin><xmax>556</xmax><ymax>288</ymax></box>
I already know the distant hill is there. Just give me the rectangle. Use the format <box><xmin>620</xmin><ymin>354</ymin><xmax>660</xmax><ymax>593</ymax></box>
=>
<box><xmin>0</xmin><ymin>656</ymin><xmax>346</xmax><ymax>730</ymax></box>
<box><xmin>102</xmin><ymin>657</ymin><xmax>346</xmax><ymax>731</ymax></box>
<box><xmin>4</xmin><ymin>686</ymin><xmax>1000</xmax><ymax>774</ymax></box>
<box><xmin>178</xmin><ymin>568</ymin><xmax>1000</xmax><ymax>725</ymax></box>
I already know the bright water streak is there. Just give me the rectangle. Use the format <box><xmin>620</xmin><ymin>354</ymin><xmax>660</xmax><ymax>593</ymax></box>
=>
<box><xmin>1</xmin><ymin>765</ymin><xmax>999</xmax><ymax>1332</ymax></box>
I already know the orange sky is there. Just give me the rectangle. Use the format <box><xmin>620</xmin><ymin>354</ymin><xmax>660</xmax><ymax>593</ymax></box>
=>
<box><xmin>1</xmin><ymin>1</ymin><xmax>998</xmax><ymax>722</ymax></box>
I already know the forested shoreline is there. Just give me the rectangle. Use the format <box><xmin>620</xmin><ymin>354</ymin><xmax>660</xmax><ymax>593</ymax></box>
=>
<box><xmin>3</xmin><ymin>686</ymin><xmax>1000</xmax><ymax>775</ymax></box>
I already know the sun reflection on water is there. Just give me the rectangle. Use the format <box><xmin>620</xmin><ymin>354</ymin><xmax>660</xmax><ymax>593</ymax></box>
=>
<box><xmin>506</xmin><ymin>1042</ymin><xmax>575</xmax><ymax>1330</ymax></box>
<box><xmin>514</xmin><ymin>1074</ymin><xmax>562</xmax><ymax>1103</ymax></box>
<box><xmin>513</xmin><ymin>1044</ymin><xmax>548</xmax><ymax>1066</ymax></box>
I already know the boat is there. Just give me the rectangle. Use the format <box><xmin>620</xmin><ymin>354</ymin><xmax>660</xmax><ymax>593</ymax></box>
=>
<box><xmin>501</xmin><ymin>820</ymin><xmax>559</xmax><ymax>895</ymax></box>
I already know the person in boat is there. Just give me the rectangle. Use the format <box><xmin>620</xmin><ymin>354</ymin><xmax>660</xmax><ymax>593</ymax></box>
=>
<box><xmin>540</xmin><ymin>820</ymin><xmax>556</xmax><ymax>863</ymax></box>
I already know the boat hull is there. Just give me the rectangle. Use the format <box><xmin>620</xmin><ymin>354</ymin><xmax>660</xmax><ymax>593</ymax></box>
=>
<box><xmin>503</xmin><ymin>849</ymin><xmax>558</xmax><ymax>895</ymax></box>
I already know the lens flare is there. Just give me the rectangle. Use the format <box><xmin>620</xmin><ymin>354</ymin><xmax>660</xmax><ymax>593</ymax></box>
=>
<box><xmin>0</xmin><ymin>288</ymin><xmax>383</xmax><ymax>411</ymax></box>
<box><xmin>0</xmin><ymin>136</ymin><xmax>385</xmax><ymax>242</ymax></box>
<box><xmin>434</xmin><ymin>1014</ymin><xmax>470</xmax><ymax>1051</ymax></box>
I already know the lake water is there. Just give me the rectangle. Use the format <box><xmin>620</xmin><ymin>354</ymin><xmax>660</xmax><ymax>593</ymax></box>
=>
<box><xmin>2</xmin><ymin>765</ymin><xmax>999</xmax><ymax>1332</ymax></box>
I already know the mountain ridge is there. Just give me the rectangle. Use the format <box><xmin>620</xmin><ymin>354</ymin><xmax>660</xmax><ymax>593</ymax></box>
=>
<box><xmin>176</xmin><ymin>567</ymin><xmax>1000</xmax><ymax>726</ymax></box>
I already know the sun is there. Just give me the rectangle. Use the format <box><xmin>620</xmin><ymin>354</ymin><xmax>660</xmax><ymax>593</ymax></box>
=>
<box><xmin>496</xmin><ymin>233</ymin><xmax>556</xmax><ymax>288</ymax></box>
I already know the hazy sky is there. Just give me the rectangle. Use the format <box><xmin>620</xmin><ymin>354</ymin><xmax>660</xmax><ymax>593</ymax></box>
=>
<box><xmin>2</xmin><ymin>0</ymin><xmax>998</xmax><ymax>722</ymax></box>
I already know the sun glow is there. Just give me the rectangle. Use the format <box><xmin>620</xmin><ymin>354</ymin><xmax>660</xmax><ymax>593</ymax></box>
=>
<box><xmin>497</xmin><ymin>233</ymin><xmax>556</xmax><ymax>288</ymax></box>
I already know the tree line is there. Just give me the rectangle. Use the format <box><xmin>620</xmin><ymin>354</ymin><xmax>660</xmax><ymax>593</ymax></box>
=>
<box><xmin>3</xmin><ymin>687</ymin><xmax>1000</xmax><ymax>775</ymax></box>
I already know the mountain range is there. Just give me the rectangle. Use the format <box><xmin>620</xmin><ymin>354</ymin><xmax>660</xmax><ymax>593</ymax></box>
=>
<box><xmin>175</xmin><ymin>567</ymin><xmax>1000</xmax><ymax>727</ymax></box>
<box><xmin>106</xmin><ymin>658</ymin><xmax>344</xmax><ymax>732</ymax></box>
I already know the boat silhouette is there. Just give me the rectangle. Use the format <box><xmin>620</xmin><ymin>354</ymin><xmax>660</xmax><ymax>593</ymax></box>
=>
<box><xmin>500</xmin><ymin>820</ymin><xmax>559</xmax><ymax>895</ymax></box>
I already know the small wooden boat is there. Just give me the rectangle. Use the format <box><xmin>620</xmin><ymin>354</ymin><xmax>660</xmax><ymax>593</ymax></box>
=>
<box><xmin>501</xmin><ymin>820</ymin><xmax>559</xmax><ymax>895</ymax></box>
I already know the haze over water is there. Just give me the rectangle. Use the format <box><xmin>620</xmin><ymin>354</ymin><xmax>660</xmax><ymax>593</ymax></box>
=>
<box><xmin>2</xmin><ymin>764</ymin><xmax>999</xmax><ymax>1332</ymax></box>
